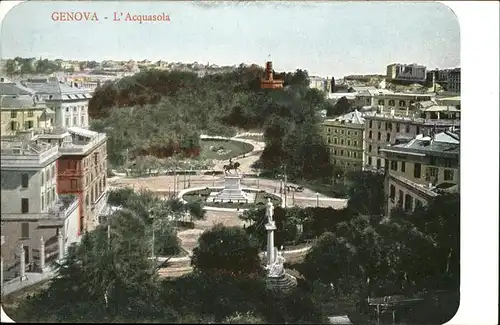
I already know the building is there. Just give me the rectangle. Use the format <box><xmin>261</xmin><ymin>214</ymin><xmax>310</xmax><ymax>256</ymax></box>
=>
<box><xmin>21</xmin><ymin>78</ymin><xmax>92</xmax><ymax>129</ymax></box>
<box><xmin>0</xmin><ymin>138</ymin><xmax>80</xmax><ymax>281</ymax></box>
<box><xmin>0</xmin><ymin>94</ymin><xmax>54</xmax><ymax>137</ymax></box>
<box><xmin>447</xmin><ymin>68</ymin><xmax>461</xmax><ymax>93</ymax></box>
<box><xmin>363</xmin><ymin>113</ymin><xmax>459</xmax><ymax>171</ymax></box>
<box><xmin>309</xmin><ymin>76</ymin><xmax>326</xmax><ymax>92</ymax></box>
<box><xmin>322</xmin><ymin>110</ymin><xmax>366</xmax><ymax>178</ymax></box>
<box><xmin>380</xmin><ymin>131</ymin><xmax>459</xmax><ymax>216</ymax></box>
<box><xmin>386</xmin><ymin>63</ymin><xmax>427</xmax><ymax>83</ymax></box>
<box><xmin>260</xmin><ymin>61</ymin><xmax>283</xmax><ymax>89</ymax></box>
<box><xmin>26</xmin><ymin>127</ymin><xmax>108</xmax><ymax>234</ymax></box>
<box><xmin>368</xmin><ymin>89</ymin><xmax>435</xmax><ymax>116</ymax></box>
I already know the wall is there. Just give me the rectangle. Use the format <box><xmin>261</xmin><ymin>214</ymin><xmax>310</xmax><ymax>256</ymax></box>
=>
<box><xmin>322</xmin><ymin>121</ymin><xmax>364</xmax><ymax>171</ymax></box>
<box><xmin>386</xmin><ymin>176</ymin><xmax>432</xmax><ymax>215</ymax></box>
<box><xmin>0</xmin><ymin>109</ymin><xmax>53</xmax><ymax>136</ymax></box>
<box><xmin>1</xmin><ymin>170</ymin><xmax>43</xmax><ymax>214</ymax></box>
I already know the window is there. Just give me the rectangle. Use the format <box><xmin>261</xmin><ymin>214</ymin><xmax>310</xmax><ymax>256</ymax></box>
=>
<box><xmin>73</xmin><ymin>116</ymin><xmax>77</xmax><ymax>126</ymax></box>
<box><xmin>334</xmin><ymin>138</ymin><xmax>338</xmax><ymax>144</ymax></box>
<box><xmin>21</xmin><ymin>174</ymin><xmax>29</xmax><ymax>188</ymax></box>
<box><xmin>390</xmin><ymin>185</ymin><xmax>396</xmax><ymax>200</ymax></box>
<box><xmin>415</xmin><ymin>200</ymin><xmax>423</xmax><ymax>210</ymax></box>
<box><xmin>333</xmin><ymin>150</ymin><xmax>337</xmax><ymax>155</ymax></box>
<box><xmin>425</xmin><ymin>167</ymin><xmax>439</xmax><ymax>182</ymax></box>
<box><xmin>378</xmin><ymin>99</ymin><xmax>384</xmax><ymax>106</ymax></box>
<box><xmin>369</xmin><ymin>121</ymin><xmax>373</xmax><ymax>128</ymax></box>
<box><xmin>27</xmin><ymin>111</ymin><xmax>34</xmax><ymax>117</ymax></box>
<box><xmin>414</xmin><ymin>163</ymin><xmax>422</xmax><ymax>178</ymax></box>
<box><xmin>398</xmin><ymin>190</ymin><xmax>404</xmax><ymax>206</ymax></box>
<box><xmin>347</xmin><ymin>131</ymin><xmax>350</xmax><ymax>135</ymax></box>
<box><xmin>405</xmin><ymin>125</ymin><xmax>410</xmax><ymax>133</ymax></box>
<box><xmin>65</xmin><ymin>117</ymin><xmax>70</xmax><ymax>126</ymax></box>
<box><xmin>386</xmin><ymin>133</ymin><xmax>390</xmax><ymax>142</ymax></box>
<box><xmin>444</xmin><ymin>169</ymin><xmax>454</xmax><ymax>181</ymax></box>
<box><xmin>334</xmin><ymin>129</ymin><xmax>338</xmax><ymax>133</ymax></box>
<box><xmin>21</xmin><ymin>198</ymin><xmax>29</xmax><ymax>213</ymax></box>
<box><xmin>396</xmin><ymin>124</ymin><xmax>400</xmax><ymax>132</ymax></box>
<box><xmin>404</xmin><ymin>194</ymin><xmax>413</xmax><ymax>211</ymax></box>
<box><xmin>401</xmin><ymin>162</ymin><xmax>406</xmax><ymax>172</ymax></box>
<box><xmin>369</xmin><ymin>145</ymin><xmax>372</xmax><ymax>153</ymax></box>
<box><xmin>41</xmin><ymin>194</ymin><xmax>45</xmax><ymax>211</ymax></box>
<box><xmin>73</xmin><ymin>106</ymin><xmax>77</xmax><ymax>112</ymax></box>
<box><xmin>444</xmin><ymin>159</ymin><xmax>453</xmax><ymax>168</ymax></box>
<box><xmin>340</xmin><ymin>139</ymin><xmax>344</xmax><ymax>145</ymax></box>
<box><xmin>369</xmin><ymin>131</ymin><xmax>372</xmax><ymax>139</ymax></box>
<box><xmin>390</xmin><ymin>161</ymin><xmax>398</xmax><ymax>171</ymax></box>
<box><xmin>347</xmin><ymin>140</ymin><xmax>351</xmax><ymax>146</ymax></box>
<box><xmin>376</xmin><ymin>159</ymin><xmax>381</xmax><ymax>169</ymax></box>
<box><xmin>25</xmin><ymin>120</ymin><xmax>34</xmax><ymax>129</ymax></box>
<box><xmin>399</xmin><ymin>100</ymin><xmax>405</xmax><ymax>107</ymax></box>
<box><xmin>377</xmin><ymin>132</ymin><xmax>381</xmax><ymax>140</ymax></box>
<box><xmin>21</xmin><ymin>223</ymin><xmax>29</xmax><ymax>238</ymax></box>
<box><xmin>340</xmin><ymin>150</ymin><xmax>344</xmax><ymax>156</ymax></box>
<box><xmin>52</xmin><ymin>188</ymin><xmax>56</xmax><ymax>202</ymax></box>
<box><xmin>327</xmin><ymin>137</ymin><xmax>331</xmax><ymax>144</ymax></box>
<box><xmin>353</xmin><ymin>152</ymin><xmax>357</xmax><ymax>158</ymax></box>
<box><xmin>387</xmin><ymin>123</ymin><xmax>392</xmax><ymax>131</ymax></box>
<box><xmin>81</xmin><ymin>115</ymin><xmax>85</xmax><ymax>125</ymax></box>
<box><xmin>52</xmin><ymin>164</ymin><xmax>56</xmax><ymax>177</ymax></box>
<box><xmin>377</xmin><ymin>122</ymin><xmax>382</xmax><ymax>129</ymax></box>
<box><xmin>327</xmin><ymin>128</ymin><xmax>331</xmax><ymax>133</ymax></box>
<box><xmin>10</xmin><ymin>111</ymin><xmax>17</xmax><ymax>118</ymax></box>
<box><xmin>41</xmin><ymin>172</ymin><xmax>44</xmax><ymax>186</ymax></box>
<box><xmin>10</xmin><ymin>121</ymin><xmax>17</xmax><ymax>131</ymax></box>
<box><xmin>66</xmin><ymin>107</ymin><xmax>69</xmax><ymax>112</ymax></box>
<box><xmin>368</xmin><ymin>157</ymin><xmax>372</xmax><ymax>165</ymax></box>
<box><xmin>388</xmin><ymin>100</ymin><xmax>395</xmax><ymax>106</ymax></box>
<box><xmin>341</xmin><ymin>130</ymin><xmax>345</xmax><ymax>135</ymax></box>
<box><xmin>416</xmin><ymin>126</ymin><xmax>421</xmax><ymax>135</ymax></box>
<box><xmin>353</xmin><ymin>141</ymin><xmax>357</xmax><ymax>146</ymax></box>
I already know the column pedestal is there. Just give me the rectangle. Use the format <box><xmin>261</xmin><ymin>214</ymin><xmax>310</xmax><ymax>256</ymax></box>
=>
<box><xmin>265</xmin><ymin>222</ymin><xmax>277</xmax><ymax>265</ymax></box>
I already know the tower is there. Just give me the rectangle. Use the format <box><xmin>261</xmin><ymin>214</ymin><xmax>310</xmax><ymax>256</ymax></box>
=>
<box><xmin>260</xmin><ymin>61</ymin><xmax>283</xmax><ymax>89</ymax></box>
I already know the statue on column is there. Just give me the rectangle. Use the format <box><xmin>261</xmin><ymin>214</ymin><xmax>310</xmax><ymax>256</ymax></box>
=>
<box><xmin>265</xmin><ymin>249</ymin><xmax>286</xmax><ymax>278</ymax></box>
<box><xmin>265</xmin><ymin>198</ymin><xmax>274</xmax><ymax>225</ymax></box>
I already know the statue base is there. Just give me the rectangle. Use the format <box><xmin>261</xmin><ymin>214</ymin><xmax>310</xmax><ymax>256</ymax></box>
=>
<box><xmin>265</xmin><ymin>272</ymin><xmax>297</xmax><ymax>294</ymax></box>
<box><xmin>211</xmin><ymin>175</ymin><xmax>252</xmax><ymax>202</ymax></box>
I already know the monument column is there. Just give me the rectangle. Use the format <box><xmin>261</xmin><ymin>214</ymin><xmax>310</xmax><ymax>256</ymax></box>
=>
<box><xmin>19</xmin><ymin>244</ymin><xmax>26</xmax><ymax>281</ymax></box>
<box><xmin>58</xmin><ymin>230</ymin><xmax>64</xmax><ymax>260</ymax></box>
<box><xmin>265</xmin><ymin>198</ymin><xmax>277</xmax><ymax>265</ymax></box>
<box><xmin>40</xmin><ymin>236</ymin><xmax>45</xmax><ymax>272</ymax></box>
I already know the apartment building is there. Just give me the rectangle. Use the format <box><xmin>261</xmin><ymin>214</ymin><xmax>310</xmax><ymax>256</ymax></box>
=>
<box><xmin>447</xmin><ymin>68</ymin><xmax>461</xmax><ymax>93</ymax></box>
<box><xmin>0</xmin><ymin>138</ymin><xmax>80</xmax><ymax>281</ymax></box>
<box><xmin>0</xmin><ymin>94</ymin><xmax>55</xmax><ymax>137</ymax></box>
<box><xmin>386</xmin><ymin>63</ymin><xmax>427</xmax><ymax>83</ymax></box>
<box><xmin>380</xmin><ymin>131</ymin><xmax>459</xmax><ymax>216</ymax></box>
<box><xmin>322</xmin><ymin>110</ymin><xmax>365</xmax><ymax>177</ymax></box>
<box><xmin>363</xmin><ymin>113</ymin><xmax>459</xmax><ymax>171</ymax></box>
<box><xmin>22</xmin><ymin>79</ymin><xmax>91</xmax><ymax>128</ymax></box>
<box><xmin>369</xmin><ymin>90</ymin><xmax>434</xmax><ymax>116</ymax></box>
<box><xmin>27</xmin><ymin>127</ymin><xmax>108</xmax><ymax>234</ymax></box>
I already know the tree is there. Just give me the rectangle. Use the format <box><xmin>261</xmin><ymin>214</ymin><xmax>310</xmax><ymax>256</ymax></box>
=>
<box><xmin>345</xmin><ymin>171</ymin><xmax>385</xmax><ymax>216</ymax></box>
<box><xmin>107</xmin><ymin>187</ymin><xmax>135</xmax><ymax>206</ymax></box>
<box><xmin>191</xmin><ymin>224</ymin><xmax>262</xmax><ymax>276</ymax></box>
<box><xmin>149</xmin><ymin>217</ymin><xmax>181</xmax><ymax>256</ymax></box>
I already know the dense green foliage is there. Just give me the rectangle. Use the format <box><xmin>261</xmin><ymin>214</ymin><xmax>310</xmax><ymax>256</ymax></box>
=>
<box><xmin>291</xmin><ymin>193</ymin><xmax>460</xmax><ymax>324</ymax></box>
<box><xmin>89</xmin><ymin>67</ymin><xmax>334</xmax><ymax>181</ymax></box>
<box><xmin>191</xmin><ymin>224</ymin><xmax>262</xmax><ymax>276</ymax></box>
<box><xmin>345</xmin><ymin>171</ymin><xmax>386</xmax><ymax>216</ymax></box>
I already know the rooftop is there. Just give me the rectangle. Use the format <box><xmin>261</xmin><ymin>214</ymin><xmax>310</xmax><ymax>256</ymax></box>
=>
<box><xmin>0</xmin><ymin>94</ymin><xmax>48</xmax><ymax>110</ymax></box>
<box><xmin>0</xmin><ymin>82</ymin><xmax>37</xmax><ymax>96</ymax></box>
<box><xmin>382</xmin><ymin>131</ymin><xmax>459</xmax><ymax>156</ymax></box>
<box><xmin>324</xmin><ymin>109</ymin><xmax>365</xmax><ymax>125</ymax></box>
<box><xmin>1</xmin><ymin>139</ymin><xmax>59</xmax><ymax>168</ymax></box>
<box><xmin>21</xmin><ymin>81</ymin><xmax>92</xmax><ymax>100</ymax></box>
<box><xmin>363</xmin><ymin>112</ymin><xmax>460</xmax><ymax>126</ymax></box>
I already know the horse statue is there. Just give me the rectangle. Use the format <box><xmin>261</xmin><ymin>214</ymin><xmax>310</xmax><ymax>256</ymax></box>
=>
<box><xmin>223</xmin><ymin>158</ymin><xmax>241</xmax><ymax>175</ymax></box>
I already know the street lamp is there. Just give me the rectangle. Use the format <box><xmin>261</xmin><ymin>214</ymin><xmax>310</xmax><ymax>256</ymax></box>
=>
<box><xmin>316</xmin><ymin>192</ymin><xmax>319</xmax><ymax>207</ymax></box>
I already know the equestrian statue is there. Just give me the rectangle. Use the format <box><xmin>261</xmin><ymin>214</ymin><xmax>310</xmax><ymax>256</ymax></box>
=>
<box><xmin>223</xmin><ymin>158</ymin><xmax>241</xmax><ymax>175</ymax></box>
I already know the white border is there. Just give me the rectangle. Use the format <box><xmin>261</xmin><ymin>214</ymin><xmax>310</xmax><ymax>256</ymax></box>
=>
<box><xmin>1</xmin><ymin>1</ymin><xmax>499</xmax><ymax>325</ymax></box>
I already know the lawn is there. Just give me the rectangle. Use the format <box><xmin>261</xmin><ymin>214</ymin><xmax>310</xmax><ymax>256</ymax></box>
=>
<box><xmin>200</xmin><ymin>139</ymin><xmax>254</xmax><ymax>160</ymax></box>
<box><xmin>183</xmin><ymin>189</ymin><xmax>281</xmax><ymax>209</ymax></box>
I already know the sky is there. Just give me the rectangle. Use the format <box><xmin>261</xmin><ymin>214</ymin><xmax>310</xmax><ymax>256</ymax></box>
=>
<box><xmin>0</xmin><ymin>1</ymin><xmax>460</xmax><ymax>77</ymax></box>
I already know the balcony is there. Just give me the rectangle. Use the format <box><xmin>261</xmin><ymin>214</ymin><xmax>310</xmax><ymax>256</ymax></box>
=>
<box><xmin>1</xmin><ymin>195</ymin><xmax>79</xmax><ymax>223</ymax></box>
